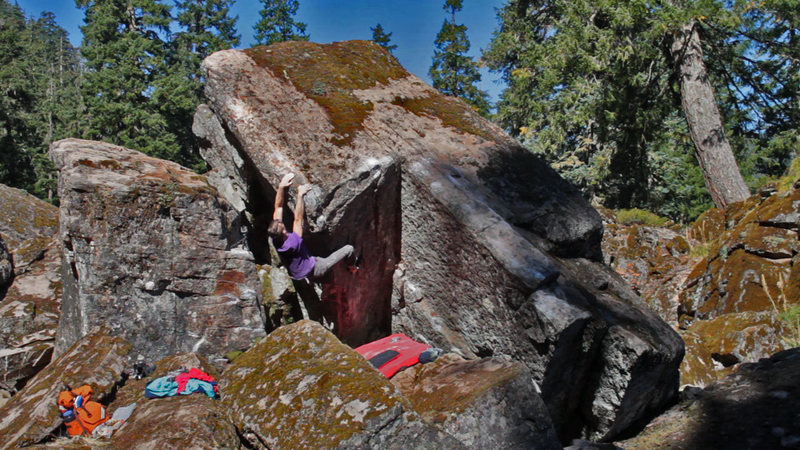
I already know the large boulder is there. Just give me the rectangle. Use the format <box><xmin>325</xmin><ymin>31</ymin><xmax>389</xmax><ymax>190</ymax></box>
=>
<box><xmin>0</xmin><ymin>330</ymin><xmax>130</xmax><ymax>449</ymax></box>
<box><xmin>221</xmin><ymin>320</ymin><xmax>460</xmax><ymax>448</ymax></box>
<box><xmin>50</xmin><ymin>139</ymin><xmax>266</xmax><ymax>366</ymax></box>
<box><xmin>198</xmin><ymin>40</ymin><xmax>683</xmax><ymax>441</ymax></box>
<box><xmin>0</xmin><ymin>184</ymin><xmax>61</xmax><ymax>395</ymax></box>
<box><xmin>391</xmin><ymin>353</ymin><xmax>560</xmax><ymax>449</ymax></box>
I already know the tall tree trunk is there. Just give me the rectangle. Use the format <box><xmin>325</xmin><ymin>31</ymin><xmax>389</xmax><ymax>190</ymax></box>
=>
<box><xmin>669</xmin><ymin>20</ymin><xmax>750</xmax><ymax>208</ymax></box>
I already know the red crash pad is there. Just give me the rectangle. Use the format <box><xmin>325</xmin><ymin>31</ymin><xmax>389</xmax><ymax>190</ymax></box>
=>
<box><xmin>354</xmin><ymin>333</ymin><xmax>431</xmax><ymax>378</ymax></box>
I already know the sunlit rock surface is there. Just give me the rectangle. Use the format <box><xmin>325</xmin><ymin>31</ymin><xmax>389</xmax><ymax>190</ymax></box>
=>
<box><xmin>0</xmin><ymin>331</ymin><xmax>130</xmax><ymax>449</ymax></box>
<box><xmin>50</xmin><ymin>139</ymin><xmax>266</xmax><ymax>366</ymax></box>
<box><xmin>198</xmin><ymin>40</ymin><xmax>683</xmax><ymax>442</ymax></box>
<box><xmin>221</xmin><ymin>320</ymin><xmax>460</xmax><ymax>448</ymax></box>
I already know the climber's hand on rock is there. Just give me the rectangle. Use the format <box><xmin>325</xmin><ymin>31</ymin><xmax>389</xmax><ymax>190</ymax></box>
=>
<box><xmin>297</xmin><ymin>184</ymin><xmax>312</xmax><ymax>197</ymax></box>
<box><xmin>279</xmin><ymin>173</ymin><xmax>295</xmax><ymax>188</ymax></box>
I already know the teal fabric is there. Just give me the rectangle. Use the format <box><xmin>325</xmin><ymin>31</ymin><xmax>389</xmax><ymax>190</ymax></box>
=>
<box><xmin>181</xmin><ymin>379</ymin><xmax>216</xmax><ymax>398</ymax></box>
<box><xmin>144</xmin><ymin>376</ymin><xmax>178</xmax><ymax>398</ymax></box>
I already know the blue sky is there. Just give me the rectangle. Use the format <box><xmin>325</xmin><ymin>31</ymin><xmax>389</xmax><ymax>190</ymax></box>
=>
<box><xmin>15</xmin><ymin>0</ymin><xmax>508</xmax><ymax>104</ymax></box>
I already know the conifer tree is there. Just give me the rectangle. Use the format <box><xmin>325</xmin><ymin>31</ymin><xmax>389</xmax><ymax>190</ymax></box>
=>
<box><xmin>484</xmin><ymin>0</ymin><xmax>798</xmax><ymax>219</ymax></box>
<box><xmin>77</xmin><ymin>0</ymin><xmax>179</xmax><ymax>161</ymax></box>
<box><xmin>371</xmin><ymin>24</ymin><xmax>397</xmax><ymax>54</ymax></box>
<box><xmin>28</xmin><ymin>11</ymin><xmax>84</xmax><ymax>200</ymax></box>
<box><xmin>155</xmin><ymin>0</ymin><xmax>240</xmax><ymax>169</ymax></box>
<box><xmin>0</xmin><ymin>0</ymin><xmax>36</xmax><ymax>190</ymax></box>
<box><xmin>429</xmin><ymin>0</ymin><xmax>490</xmax><ymax>116</ymax></box>
<box><xmin>253</xmin><ymin>0</ymin><xmax>308</xmax><ymax>46</ymax></box>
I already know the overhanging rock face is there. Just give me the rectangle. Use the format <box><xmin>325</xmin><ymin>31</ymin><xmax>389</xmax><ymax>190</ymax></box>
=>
<box><xmin>198</xmin><ymin>40</ymin><xmax>683</xmax><ymax>441</ymax></box>
<box><xmin>50</xmin><ymin>139</ymin><xmax>267</xmax><ymax>366</ymax></box>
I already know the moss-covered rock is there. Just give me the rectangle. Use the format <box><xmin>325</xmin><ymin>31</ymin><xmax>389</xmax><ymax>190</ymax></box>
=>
<box><xmin>680</xmin><ymin>311</ymin><xmax>788</xmax><ymax>386</ymax></box>
<box><xmin>0</xmin><ymin>331</ymin><xmax>130</xmax><ymax>449</ymax></box>
<box><xmin>0</xmin><ymin>183</ymin><xmax>58</xmax><ymax>263</ymax></box>
<box><xmin>110</xmin><ymin>394</ymin><xmax>237</xmax><ymax>449</ymax></box>
<box><xmin>391</xmin><ymin>354</ymin><xmax>560</xmax><ymax>449</ymax></box>
<box><xmin>221</xmin><ymin>320</ymin><xmax>459</xmax><ymax>448</ymax></box>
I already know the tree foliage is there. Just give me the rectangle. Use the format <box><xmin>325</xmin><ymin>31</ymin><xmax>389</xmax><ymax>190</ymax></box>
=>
<box><xmin>77</xmin><ymin>0</ymin><xmax>179</xmax><ymax>160</ymax></box>
<box><xmin>371</xmin><ymin>23</ymin><xmax>397</xmax><ymax>53</ymax></box>
<box><xmin>0</xmin><ymin>1</ymin><xmax>83</xmax><ymax>200</ymax></box>
<box><xmin>484</xmin><ymin>0</ymin><xmax>799</xmax><ymax>221</ymax></box>
<box><xmin>253</xmin><ymin>0</ymin><xmax>308</xmax><ymax>46</ymax></box>
<box><xmin>429</xmin><ymin>0</ymin><xmax>491</xmax><ymax>116</ymax></box>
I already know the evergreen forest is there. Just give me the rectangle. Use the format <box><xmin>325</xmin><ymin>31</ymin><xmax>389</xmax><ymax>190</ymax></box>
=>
<box><xmin>1</xmin><ymin>0</ymin><xmax>798</xmax><ymax>223</ymax></box>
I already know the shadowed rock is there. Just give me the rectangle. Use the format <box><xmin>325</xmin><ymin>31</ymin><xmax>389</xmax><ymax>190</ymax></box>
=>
<box><xmin>0</xmin><ymin>331</ymin><xmax>130</xmax><ymax>449</ymax></box>
<box><xmin>221</xmin><ymin>320</ymin><xmax>461</xmax><ymax>448</ymax></box>
<box><xmin>616</xmin><ymin>348</ymin><xmax>800</xmax><ymax>449</ymax></box>
<box><xmin>0</xmin><ymin>237</ymin><xmax>11</xmax><ymax>287</ymax></box>
<box><xmin>197</xmin><ymin>40</ymin><xmax>683</xmax><ymax>441</ymax></box>
<box><xmin>50</xmin><ymin>139</ymin><xmax>266</xmax><ymax>367</ymax></box>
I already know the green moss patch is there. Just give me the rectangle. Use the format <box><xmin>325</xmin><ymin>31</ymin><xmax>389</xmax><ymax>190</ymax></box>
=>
<box><xmin>244</xmin><ymin>41</ymin><xmax>408</xmax><ymax>146</ymax></box>
<box><xmin>391</xmin><ymin>95</ymin><xmax>498</xmax><ymax>143</ymax></box>
<box><xmin>616</xmin><ymin>208</ymin><xmax>669</xmax><ymax>227</ymax></box>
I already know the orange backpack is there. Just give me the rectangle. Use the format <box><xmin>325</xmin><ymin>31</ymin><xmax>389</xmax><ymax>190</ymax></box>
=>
<box><xmin>57</xmin><ymin>385</ymin><xmax>108</xmax><ymax>436</ymax></box>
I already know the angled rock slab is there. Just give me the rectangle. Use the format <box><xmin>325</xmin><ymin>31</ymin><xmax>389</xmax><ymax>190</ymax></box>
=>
<box><xmin>0</xmin><ymin>331</ymin><xmax>130</xmax><ymax>449</ymax></box>
<box><xmin>391</xmin><ymin>354</ymin><xmax>560</xmax><ymax>449</ymax></box>
<box><xmin>221</xmin><ymin>320</ymin><xmax>460</xmax><ymax>449</ymax></box>
<box><xmin>50</xmin><ymin>139</ymin><xmax>266</xmax><ymax>366</ymax></box>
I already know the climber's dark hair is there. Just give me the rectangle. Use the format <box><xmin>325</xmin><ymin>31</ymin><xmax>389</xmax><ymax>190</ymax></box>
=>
<box><xmin>267</xmin><ymin>219</ymin><xmax>285</xmax><ymax>241</ymax></box>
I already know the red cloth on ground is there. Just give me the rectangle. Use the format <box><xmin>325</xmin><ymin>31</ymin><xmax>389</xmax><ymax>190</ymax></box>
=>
<box><xmin>175</xmin><ymin>368</ymin><xmax>217</xmax><ymax>394</ymax></box>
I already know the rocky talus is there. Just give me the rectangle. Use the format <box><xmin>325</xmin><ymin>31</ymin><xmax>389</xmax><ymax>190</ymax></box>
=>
<box><xmin>602</xmin><ymin>181</ymin><xmax>800</xmax><ymax>388</ymax></box>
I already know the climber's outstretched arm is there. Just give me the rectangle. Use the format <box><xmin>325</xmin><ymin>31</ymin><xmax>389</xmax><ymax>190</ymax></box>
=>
<box><xmin>294</xmin><ymin>184</ymin><xmax>311</xmax><ymax>238</ymax></box>
<box><xmin>273</xmin><ymin>173</ymin><xmax>295</xmax><ymax>221</ymax></box>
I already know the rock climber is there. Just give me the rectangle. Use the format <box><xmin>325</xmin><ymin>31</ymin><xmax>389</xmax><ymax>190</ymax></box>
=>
<box><xmin>267</xmin><ymin>173</ymin><xmax>356</xmax><ymax>280</ymax></box>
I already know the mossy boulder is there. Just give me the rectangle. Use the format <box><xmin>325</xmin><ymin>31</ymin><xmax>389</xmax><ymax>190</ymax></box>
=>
<box><xmin>0</xmin><ymin>331</ymin><xmax>130</xmax><ymax>449</ymax></box>
<box><xmin>110</xmin><ymin>393</ymin><xmax>237</xmax><ymax>449</ymax></box>
<box><xmin>0</xmin><ymin>183</ymin><xmax>59</xmax><ymax>269</ymax></box>
<box><xmin>391</xmin><ymin>354</ymin><xmax>560</xmax><ymax>449</ymax></box>
<box><xmin>221</xmin><ymin>320</ymin><xmax>459</xmax><ymax>448</ymax></box>
<box><xmin>679</xmin><ymin>311</ymin><xmax>787</xmax><ymax>386</ymax></box>
<box><xmin>601</xmin><ymin>222</ymin><xmax>692</xmax><ymax>326</ymax></box>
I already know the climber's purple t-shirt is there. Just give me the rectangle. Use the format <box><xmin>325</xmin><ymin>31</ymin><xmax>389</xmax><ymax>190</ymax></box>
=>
<box><xmin>276</xmin><ymin>232</ymin><xmax>316</xmax><ymax>280</ymax></box>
